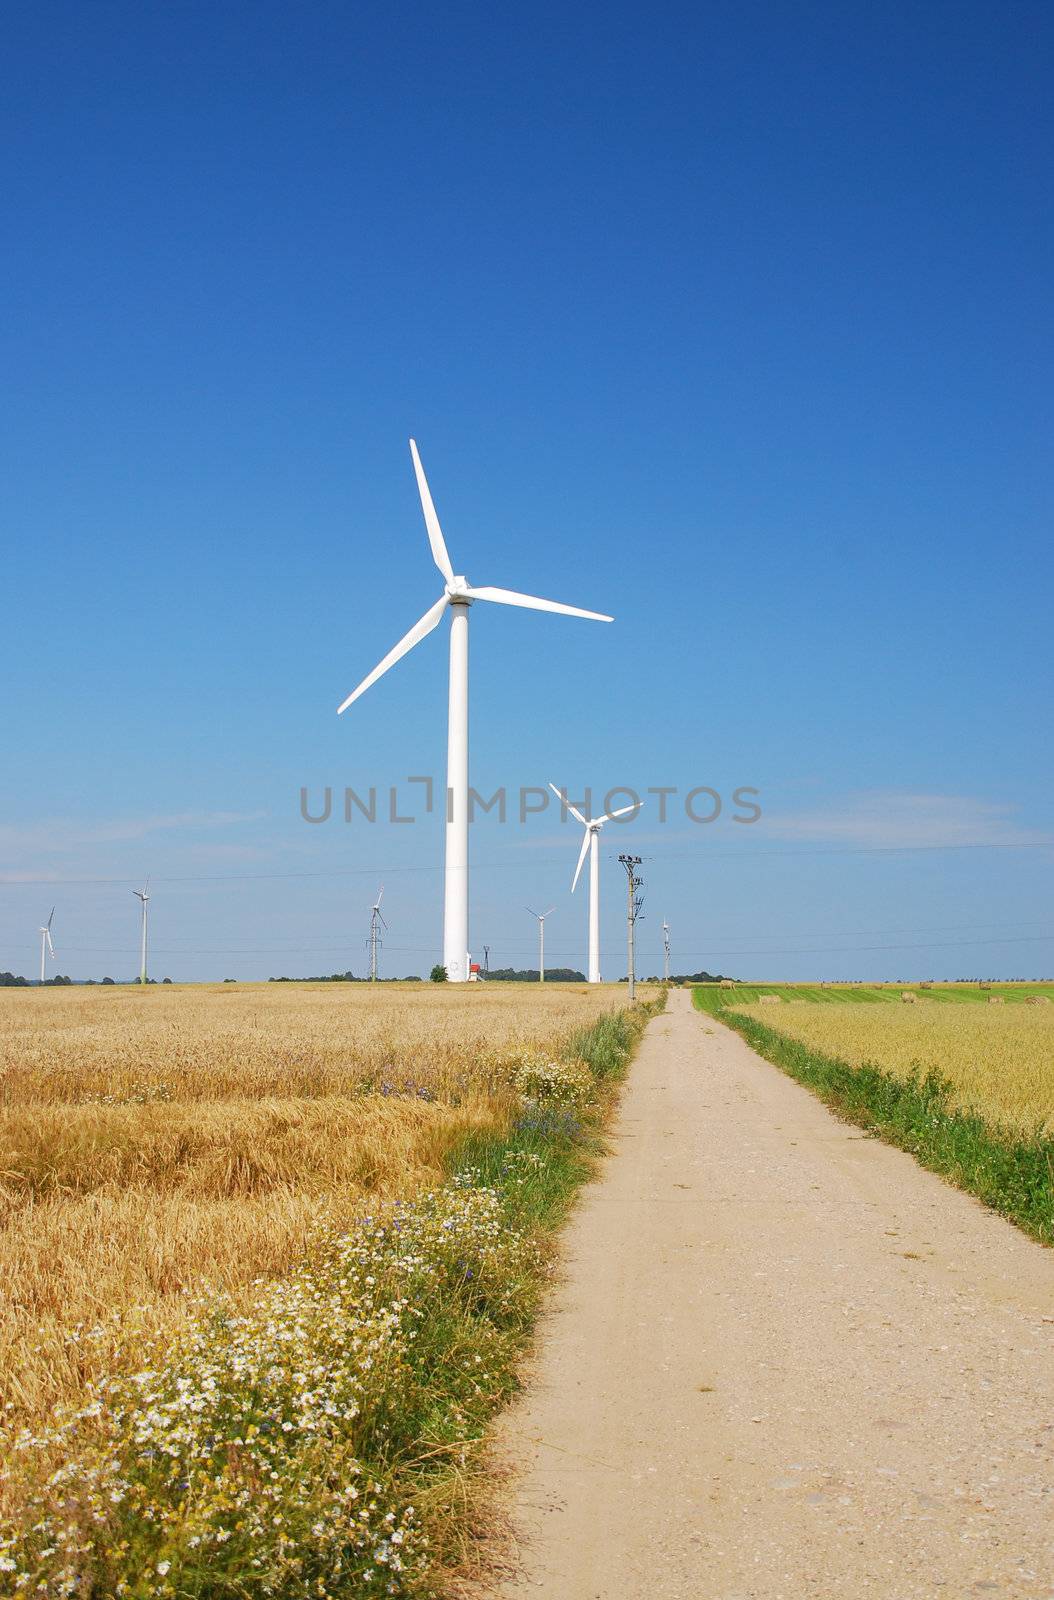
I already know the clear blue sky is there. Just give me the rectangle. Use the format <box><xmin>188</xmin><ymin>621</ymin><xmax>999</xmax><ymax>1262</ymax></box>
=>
<box><xmin>2</xmin><ymin>0</ymin><xmax>1051</xmax><ymax>981</ymax></box>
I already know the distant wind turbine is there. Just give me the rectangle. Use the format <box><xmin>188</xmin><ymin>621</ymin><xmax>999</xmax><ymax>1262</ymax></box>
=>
<box><xmin>662</xmin><ymin>917</ymin><xmax>671</xmax><ymax>982</ymax></box>
<box><xmin>369</xmin><ymin>886</ymin><xmax>387</xmax><ymax>982</ymax></box>
<box><xmin>337</xmin><ymin>440</ymin><xmax>613</xmax><ymax>982</ymax></box>
<box><xmin>526</xmin><ymin>905</ymin><xmax>556</xmax><ymax>983</ymax></box>
<box><xmin>550</xmin><ymin>785</ymin><xmax>643</xmax><ymax>984</ymax></box>
<box><xmin>38</xmin><ymin>908</ymin><xmax>55</xmax><ymax>985</ymax></box>
<box><xmin>133</xmin><ymin>882</ymin><xmax>150</xmax><ymax>985</ymax></box>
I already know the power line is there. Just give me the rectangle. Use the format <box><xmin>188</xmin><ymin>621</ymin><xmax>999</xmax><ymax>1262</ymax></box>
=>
<box><xmin>2</xmin><ymin>836</ymin><xmax>1052</xmax><ymax>889</ymax></box>
<box><xmin>2</xmin><ymin>932</ymin><xmax>1052</xmax><ymax>961</ymax></box>
<box><xmin>2</xmin><ymin>914</ymin><xmax>1052</xmax><ymax>954</ymax></box>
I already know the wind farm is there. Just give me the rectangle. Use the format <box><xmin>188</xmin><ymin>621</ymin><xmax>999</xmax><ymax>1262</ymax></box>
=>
<box><xmin>3</xmin><ymin>9</ymin><xmax>1052</xmax><ymax>1598</ymax></box>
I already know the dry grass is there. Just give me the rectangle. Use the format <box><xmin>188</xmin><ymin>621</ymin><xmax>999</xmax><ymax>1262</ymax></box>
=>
<box><xmin>735</xmin><ymin>1000</ymin><xmax>1054</xmax><ymax>1135</ymax></box>
<box><xmin>0</xmin><ymin>981</ymin><xmax>642</xmax><ymax>1434</ymax></box>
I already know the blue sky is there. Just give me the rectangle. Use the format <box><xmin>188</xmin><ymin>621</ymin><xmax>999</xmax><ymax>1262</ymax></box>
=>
<box><xmin>2</xmin><ymin>0</ymin><xmax>1051</xmax><ymax>981</ymax></box>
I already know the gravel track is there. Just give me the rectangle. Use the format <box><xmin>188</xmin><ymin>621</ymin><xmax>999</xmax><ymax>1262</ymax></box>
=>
<box><xmin>488</xmin><ymin>989</ymin><xmax>1054</xmax><ymax>1598</ymax></box>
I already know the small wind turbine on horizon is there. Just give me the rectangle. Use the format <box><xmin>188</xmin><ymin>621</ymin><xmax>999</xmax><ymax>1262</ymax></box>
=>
<box><xmin>337</xmin><ymin>440</ymin><xmax>613</xmax><ymax>982</ymax></box>
<box><xmin>38</xmin><ymin>908</ymin><xmax>55</xmax><ymax>985</ymax></box>
<box><xmin>550</xmin><ymin>784</ymin><xmax>643</xmax><ymax>984</ymax></box>
<box><xmin>525</xmin><ymin>905</ymin><xmax>555</xmax><ymax>983</ymax></box>
<box><xmin>368</xmin><ymin>886</ymin><xmax>387</xmax><ymax>982</ymax></box>
<box><xmin>133</xmin><ymin>882</ymin><xmax>150</xmax><ymax>985</ymax></box>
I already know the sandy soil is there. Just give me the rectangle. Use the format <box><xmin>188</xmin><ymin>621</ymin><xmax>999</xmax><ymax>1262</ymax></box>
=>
<box><xmin>486</xmin><ymin>989</ymin><xmax>1054</xmax><ymax>1598</ymax></box>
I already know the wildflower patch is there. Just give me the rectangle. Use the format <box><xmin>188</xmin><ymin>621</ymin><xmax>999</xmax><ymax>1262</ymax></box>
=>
<box><xmin>0</xmin><ymin>1184</ymin><xmax>537</xmax><ymax>1598</ymax></box>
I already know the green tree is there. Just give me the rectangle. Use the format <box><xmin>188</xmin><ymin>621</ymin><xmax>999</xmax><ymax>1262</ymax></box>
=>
<box><xmin>429</xmin><ymin>963</ymin><xmax>448</xmax><ymax>983</ymax></box>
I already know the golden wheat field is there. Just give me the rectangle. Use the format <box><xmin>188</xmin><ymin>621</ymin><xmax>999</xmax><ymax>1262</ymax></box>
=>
<box><xmin>735</xmin><ymin>1000</ymin><xmax>1054</xmax><ymax>1135</ymax></box>
<box><xmin>0</xmin><ymin>981</ymin><xmax>640</xmax><ymax>1433</ymax></box>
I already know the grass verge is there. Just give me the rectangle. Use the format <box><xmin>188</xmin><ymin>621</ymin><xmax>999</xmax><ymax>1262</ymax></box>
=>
<box><xmin>0</xmin><ymin>995</ymin><xmax>663</xmax><ymax>1599</ymax></box>
<box><xmin>693</xmin><ymin>987</ymin><xmax>1054</xmax><ymax>1246</ymax></box>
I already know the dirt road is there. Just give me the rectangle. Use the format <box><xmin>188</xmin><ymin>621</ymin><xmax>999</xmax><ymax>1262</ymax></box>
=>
<box><xmin>490</xmin><ymin>989</ymin><xmax>1054</xmax><ymax>1598</ymax></box>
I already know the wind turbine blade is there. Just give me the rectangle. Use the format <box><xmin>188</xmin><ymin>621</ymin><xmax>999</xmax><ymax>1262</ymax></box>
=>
<box><xmin>376</xmin><ymin>886</ymin><xmax>384</xmax><ymax>909</ymax></box>
<box><xmin>409</xmin><ymin>440</ymin><xmax>455</xmax><ymax>586</ymax></box>
<box><xmin>526</xmin><ymin>906</ymin><xmax>539</xmax><ymax>918</ymax></box>
<box><xmin>543</xmin><ymin>906</ymin><xmax>555</xmax><ymax>919</ymax></box>
<box><xmin>548</xmin><ymin>782</ymin><xmax>588</xmax><ymax>827</ymax></box>
<box><xmin>596</xmin><ymin>802</ymin><xmax>641</xmax><ymax>826</ymax></box>
<box><xmin>465</xmin><ymin>586</ymin><xmax>612</xmax><ymax>623</ymax></box>
<box><xmin>47</xmin><ymin>908</ymin><xmax>55</xmax><ymax>930</ymax></box>
<box><xmin>46</xmin><ymin>930</ymin><xmax>54</xmax><ymax>956</ymax></box>
<box><xmin>570</xmin><ymin>828</ymin><xmax>591</xmax><ymax>894</ymax></box>
<box><xmin>337</xmin><ymin>594</ymin><xmax>448</xmax><ymax>713</ymax></box>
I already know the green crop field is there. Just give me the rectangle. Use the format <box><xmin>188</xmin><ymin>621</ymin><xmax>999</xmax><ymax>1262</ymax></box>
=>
<box><xmin>694</xmin><ymin>981</ymin><xmax>1054</xmax><ymax>1244</ymax></box>
<box><xmin>694</xmin><ymin>981</ymin><xmax>1054</xmax><ymax>1007</ymax></box>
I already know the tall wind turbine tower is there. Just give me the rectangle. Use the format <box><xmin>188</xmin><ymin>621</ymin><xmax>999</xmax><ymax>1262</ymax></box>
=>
<box><xmin>550</xmin><ymin>785</ymin><xmax>643</xmax><ymax>984</ymax></box>
<box><xmin>338</xmin><ymin>441</ymin><xmax>612</xmax><ymax>982</ymax></box>
<box><xmin>662</xmin><ymin>918</ymin><xmax>671</xmax><ymax>982</ymax></box>
<box><xmin>526</xmin><ymin>906</ymin><xmax>555</xmax><ymax>982</ymax></box>
<box><xmin>38</xmin><ymin>908</ymin><xmax>55</xmax><ymax>985</ymax></box>
<box><xmin>133</xmin><ymin>883</ymin><xmax>150</xmax><ymax>985</ymax></box>
<box><xmin>368</xmin><ymin>886</ymin><xmax>387</xmax><ymax>982</ymax></box>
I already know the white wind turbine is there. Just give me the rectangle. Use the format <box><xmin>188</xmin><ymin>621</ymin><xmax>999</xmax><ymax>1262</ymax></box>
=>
<box><xmin>525</xmin><ymin>905</ymin><xmax>555</xmax><ymax>983</ymax></box>
<box><xmin>549</xmin><ymin>785</ymin><xmax>642</xmax><ymax>984</ymax></box>
<box><xmin>38</xmin><ymin>908</ymin><xmax>55</xmax><ymax>985</ymax></box>
<box><xmin>368</xmin><ymin>885</ymin><xmax>387</xmax><ymax>983</ymax></box>
<box><xmin>133</xmin><ymin>882</ymin><xmax>150</xmax><ymax>985</ymax></box>
<box><xmin>338</xmin><ymin>440</ymin><xmax>613</xmax><ymax>982</ymax></box>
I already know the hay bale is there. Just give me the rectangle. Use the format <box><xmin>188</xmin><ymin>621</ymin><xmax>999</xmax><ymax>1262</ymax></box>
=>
<box><xmin>901</xmin><ymin>991</ymin><xmax>917</xmax><ymax>1003</ymax></box>
<box><xmin>1025</xmin><ymin>995</ymin><xmax>1051</xmax><ymax>1006</ymax></box>
<box><xmin>758</xmin><ymin>994</ymin><xmax>781</xmax><ymax>1006</ymax></box>
<box><xmin>719</xmin><ymin>979</ymin><xmax>736</xmax><ymax>990</ymax></box>
<box><xmin>988</xmin><ymin>995</ymin><xmax>1005</xmax><ymax>1005</ymax></box>
<box><xmin>919</xmin><ymin>982</ymin><xmax>933</xmax><ymax>990</ymax></box>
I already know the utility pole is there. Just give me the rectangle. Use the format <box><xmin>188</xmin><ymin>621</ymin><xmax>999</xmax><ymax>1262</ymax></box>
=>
<box><xmin>619</xmin><ymin>856</ymin><xmax>643</xmax><ymax>1002</ymax></box>
<box><xmin>526</xmin><ymin>907</ymin><xmax>555</xmax><ymax>982</ymax></box>
<box><xmin>662</xmin><ymin>918</ymin><xmax>671</xmax><ymax>983</ymax></box>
